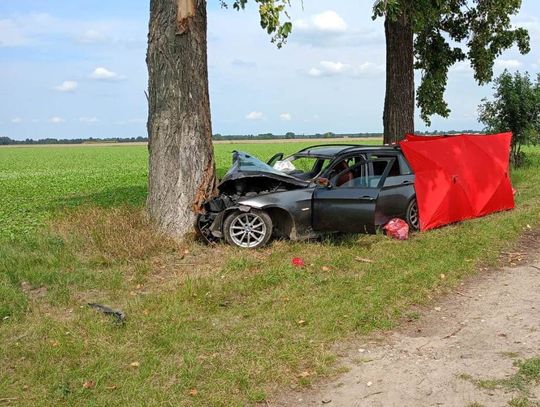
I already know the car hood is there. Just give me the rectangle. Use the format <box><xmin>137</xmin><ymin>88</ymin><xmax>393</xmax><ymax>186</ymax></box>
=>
<box><xmin>218</xmin><ymin>151</ymin><xmax>309</xmax><ymax>191</ymax></box>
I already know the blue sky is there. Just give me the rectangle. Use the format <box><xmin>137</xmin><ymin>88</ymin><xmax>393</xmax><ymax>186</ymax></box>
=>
<box><xmin>1</xmin><ymin>0</ymin><xmax>539</xmax><ymax>140</ymax></box>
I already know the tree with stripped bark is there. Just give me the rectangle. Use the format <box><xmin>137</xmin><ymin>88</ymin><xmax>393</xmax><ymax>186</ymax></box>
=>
<box><xmin>146</xmin><ymin>0</ymin><xmax>292</xmax><ymax>238</ymax></box>
<box><xmin>147</xmin><ymin>0</ymin><xmax>215</xmax><ymax>237</ymax></box>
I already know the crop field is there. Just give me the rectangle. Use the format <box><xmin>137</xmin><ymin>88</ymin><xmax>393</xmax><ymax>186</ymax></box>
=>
<box><xmin>0</xmin><ymin>141</ymin><xmax>373</xmax><ymax>239</ymax></box>
<box><xmin>1</xmin><ymin>141</ymin><xmax>540</xmax><ymax>405</ymax></box>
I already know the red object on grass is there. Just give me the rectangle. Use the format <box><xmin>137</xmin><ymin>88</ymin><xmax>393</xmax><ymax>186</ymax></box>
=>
<box><xmin>383</xmin><ymin>218</ymin><xmax>409</xmax><ymax>240</ymax></box>
<box><xmin>399</xmin><ymin>132</ymin><xmax>515</xmax><ymax>231</ymax></box>
<box><xmin>291</xmin><ymin>257</ymin><xmax>305</xmax><ymax>267</ymax></box>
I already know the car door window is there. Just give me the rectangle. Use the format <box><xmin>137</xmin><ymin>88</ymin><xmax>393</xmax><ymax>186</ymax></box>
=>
<box><xmin>331</xmin><ymin>158</ymin><xmax>394</xmax><ymax>188</ymax></box>
<box><xmin>370</xmin><ymin>155</ymin><xmax>400</xmax><ymax>176</ymax></box>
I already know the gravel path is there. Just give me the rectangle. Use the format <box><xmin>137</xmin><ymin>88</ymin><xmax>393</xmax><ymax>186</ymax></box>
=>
<box><xmin>274</xmin><ymin>246</ymin><xmax>540</xmax><ymax>407</ymax></box>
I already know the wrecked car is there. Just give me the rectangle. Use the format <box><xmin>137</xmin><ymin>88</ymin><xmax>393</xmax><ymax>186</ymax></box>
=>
<box><xmin>197</xmin><ymin>144</ymin><xmax>419</xmax><ymax>248</ymax></box>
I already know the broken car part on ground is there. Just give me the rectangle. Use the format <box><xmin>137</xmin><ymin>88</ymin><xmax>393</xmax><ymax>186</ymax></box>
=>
<box><xmin>197</xmin><ymin>133</ymin><xmax>514</xmax><ymax>249</ymax></box>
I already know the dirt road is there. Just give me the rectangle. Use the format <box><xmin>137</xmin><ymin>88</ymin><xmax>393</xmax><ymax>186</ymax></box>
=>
<box><xmin>274</xmin><ymin>249</ymin><xmax>540</xmax><ymax>406</ymax></box>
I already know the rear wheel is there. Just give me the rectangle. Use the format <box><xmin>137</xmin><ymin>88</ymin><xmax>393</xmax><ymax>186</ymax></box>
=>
<box><xmin>406</xmin><ymin>199</ymin><xmax>420</xmax><ymax>231</ymax></box>
<box><xmin>223</xmin><ymin>210</ymin><xmax>273</xmax><ymax>249</ymax></box>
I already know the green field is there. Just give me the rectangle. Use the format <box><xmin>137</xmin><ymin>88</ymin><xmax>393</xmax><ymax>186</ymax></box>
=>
<box><xmin>0</xmin><ymin>141</ymin><xmax>365</xmax><ymax>239</ymax></box>
<box><xmin>1</xmin><ymin>142</ymin><xmax>540</xmax><ymax>406</ymax></box>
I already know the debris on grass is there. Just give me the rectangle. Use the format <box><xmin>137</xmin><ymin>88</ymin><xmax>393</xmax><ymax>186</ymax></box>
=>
<box><xmin>354</xmin><ymin>256</ymin><xmax>374</xmax><ymax>263</ymax></box>
<box><xmin>383</xmin><ymin>218</ymin><xmax>409</xmax><ymax>240</ymax></box>
<box><xmin>82</xmin><ymin>381</ymin><xmax>95</xmax><ymax>389</ymax></box>
<box><xmin>291</xmin><ymin>257</ymin><xmax>305</xmax><ymax>267</ymax></box>
<box><xmin>87</xmin><ymin>303</ymin><xmax>125</xmax><ymax>324</ymax></box>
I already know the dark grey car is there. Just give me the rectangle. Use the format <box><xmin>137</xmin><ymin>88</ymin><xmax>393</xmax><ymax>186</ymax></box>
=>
<box><xmin>197</xmin><ymin>144</ymin><xmax>418</xmax><ymax>248</ymax></box>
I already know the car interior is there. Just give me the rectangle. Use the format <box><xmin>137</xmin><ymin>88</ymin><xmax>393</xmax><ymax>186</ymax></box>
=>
<box><xmin>330</xmin><ymin>155</ymin><xmax>400</xmax><ymax>188</ymax></box>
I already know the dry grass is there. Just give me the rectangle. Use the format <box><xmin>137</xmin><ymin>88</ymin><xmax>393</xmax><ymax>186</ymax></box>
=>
<box><xmin>51</xmin><ymin>206</ymin><xmax>182</xmax><ymax>263</ymax></box>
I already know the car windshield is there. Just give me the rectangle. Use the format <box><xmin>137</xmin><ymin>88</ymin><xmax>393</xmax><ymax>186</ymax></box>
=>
<box><xmin>275</xmin><ymin>155</ymin><xmax>331</xmax><ymax>180</ymax></box>
<box><xmin>230</xmin><ymin>151</ymin><xmax>286</xmax><ymax>176</ymax></box>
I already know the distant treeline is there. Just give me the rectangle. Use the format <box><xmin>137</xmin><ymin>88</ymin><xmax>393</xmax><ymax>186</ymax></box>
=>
<box><xmin>0</xmin><ymin>136</ymin><xmax>149</xmax><ymax>145</ymax></box>
<box><xmin>1</xmin><ymin>130</ymin><xmax>481</xmax><ymax>145</ymax></box>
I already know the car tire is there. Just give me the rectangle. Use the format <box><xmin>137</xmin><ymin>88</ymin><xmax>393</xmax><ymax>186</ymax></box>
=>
<box><xmin>223</xmin><ymin>210</ymin><xmax>273</xmax><ymax>249</ymax></box>
<box><xmin>406</xmin><ymin>199</ymin><xmax>420</xmax><ymax>231</ymax></box>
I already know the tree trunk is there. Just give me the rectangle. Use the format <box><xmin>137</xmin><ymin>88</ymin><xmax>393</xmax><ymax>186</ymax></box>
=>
<box><xmin>383</xmin><ymin>11</ymin><xmax>415</xmax><ymax>144</ymax></box>
<box><xmin>147</xmin><ymin>0</ymin><xmax>216</xmax><ymax>237</ymax></box>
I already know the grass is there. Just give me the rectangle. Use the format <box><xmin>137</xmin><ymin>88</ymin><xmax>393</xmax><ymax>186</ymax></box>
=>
<box><xmin>0</xmin><ymin>142</ymin><xmax>539</xmax><ymax>405</ymax></box>
<box><xmin>0</xmin><ymin>141</ymin><xmax>373</xmax><ymax>239</ymax></box>
<box><xmin>509</xmin><ymin>397</ymin><xmax>540</xmax><ymax>407</ymax></box>
<box><xmin>460</xmin><ymin>357</ymin><xmax>540</xmax><ymax>402</ymax></box>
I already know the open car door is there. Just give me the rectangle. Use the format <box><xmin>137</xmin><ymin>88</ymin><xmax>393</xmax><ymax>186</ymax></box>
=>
<box><xmin>312</xmin><ymin>158</ymin><xmax>395</xmax><ymax>233</ymax></box>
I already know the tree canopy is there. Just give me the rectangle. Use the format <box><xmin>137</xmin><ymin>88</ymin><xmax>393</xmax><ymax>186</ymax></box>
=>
<box><xmin>223</xmin><ymin>0</ymin><xmax>530</xmax><ymax>128</ymax></box>
<box><xmin>479</xmin><ymin>70</ymin><xmax>540</xmax><ymax>165</ymax></box>
<box><xmin>374</xmin><ymin>0</ymin><xmax>530</xmax><ymax>125</ymax></box>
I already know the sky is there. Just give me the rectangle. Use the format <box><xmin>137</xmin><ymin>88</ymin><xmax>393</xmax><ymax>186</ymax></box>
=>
<box><xmin>1</xmin><ymin>1</ymin><xmax>540</xmax><ymax>140</ymax></box>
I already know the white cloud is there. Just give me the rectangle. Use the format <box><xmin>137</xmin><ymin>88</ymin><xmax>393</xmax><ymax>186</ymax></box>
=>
<box><xmin>308</xmin><ymin>60</ymin><xmax>350</xmax><ymax>77</ymax></box>
<box><xmin>0</xmin><ymin>19</ymin><xmax>30</xmax><ymax>47</ymax></box>
<box><xmin>0</xmin><ymin>13</ymin><xmax>143</xmax><ymax>50</ymax></box>
<box><xmin>320</xmin><ymin>60</ymin><xmax>349</xmax><ymax>74</ymax></box>
<box><xmin>494</xmin><ymin>58</ymin><xmax>522</xmax><ymax>70</ymax></box>
<box><xmin>514</xmin><ymin>17</ymin><xmax>540</xmax><ymax>33</ymax></box>
<box><xmin>297</xmin><ymin>10</ymin><xmax>348</xmax><ymax>33</ymax></box>
<box><xmin>77</xmin><ymin>29</ymin><xmax>110</xmax><ymax>44</ymax></box>
<box><xmin>79</xmin><ymin>117</ymin><xmax>99</xmax><ymax>124</ymax></box>
<box><xmin>90</xmin><ymin>67</ymin><xmax>125</xmax><ymax>81</ymax></box>
<box><xmin>280</xmin><ymin>113</ymin><xmax>292</xmax><ymax>121</ymax></box>
<box><xmin>308</xmin><ymin>60</ymin><xmax>383</xmax><ymax>78</ymax></box>
<box><xmin>49</xmin><ymin>116</ymin><xmax>65</xmax><ymax>124</ymax></box>
<box><xmin>450</xmin><ymin>59</ymin><xmax>521</xmax><ymax>75</ymax></box>
<box><xmin>351</xmin><ymin>62</ymin><xmax>385</xmax><ymax>76</ymax></box>
<box><xmin>246</xmin><ymin>111</ymin><xmax>264</xmax><ymax>120</ymax></box>
<box><xmin>54</xmin><ymin>80</ymin><xmax>78</xmax><ymax>92</ymax></box>
<box><xmin>0</xmin><ymin>14</ymin><xmax>55</xmax><ymax>47</ymax></box>
<box><xmin>231</xmin><ymin>58</ymin><xmax>256</xmax><ymax>68</ymax></box>
<box><xmin>308</xmin><ymin>68</ymin><xmax>322</xmax><ymax>77</ymax></box>
<box><xmin>11</xmin><ymin>117</ymin><xmax>23</xmax><ymax>124</ymax></box>
<box><xmin>450</xmin><ymin>61</ymin><xmax>473</xmax><ymax>73</ymax></box>
<box><xmin>292</xmin><ymin>9</ymin><xmax>382</xmax><ymax>48</ymax></box>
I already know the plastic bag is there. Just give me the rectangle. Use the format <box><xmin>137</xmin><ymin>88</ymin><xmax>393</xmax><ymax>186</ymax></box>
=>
<box><xmin>291</xmin><ymin>257</ymin><xmax>305</xmax><ymax>267</ymax></box>
<box><xmin>273</xmin><ymin>160</ymin><xmax>296</xmax><ymax>173</ymax></box>
<box><xmin>383</xmin><ymin>218</ymin><xmax>409</xmax><ymax>240</ymax></box>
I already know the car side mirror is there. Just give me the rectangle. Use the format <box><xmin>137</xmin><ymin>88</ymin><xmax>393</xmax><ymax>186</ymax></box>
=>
<box><xmin>314</xmin><ymin>177</ymin><xmax>332</xmax><ymax>188</ymax></box>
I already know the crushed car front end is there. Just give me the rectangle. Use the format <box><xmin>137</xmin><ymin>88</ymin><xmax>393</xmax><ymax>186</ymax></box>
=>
<box><xmin>196</xmin><ymin>151</ymin><xmax>311</xmax><ymax>245</ymax></box>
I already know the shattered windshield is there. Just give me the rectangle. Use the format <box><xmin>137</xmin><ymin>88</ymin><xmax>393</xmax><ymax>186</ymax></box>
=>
<box><xmin>228</xmin><ymin>151</ymin><xmax>286</xmax><ymax>176</ymax></box>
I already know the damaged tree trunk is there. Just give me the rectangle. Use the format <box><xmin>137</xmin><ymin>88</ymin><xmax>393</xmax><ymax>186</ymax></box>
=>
<box><xmin>147</xmin><ymin>0</ymin><xmax>216</xmax><ymax>237</ymax></box>
<box><xmin>383</xmin><ymin>9</ymin><xmax>415</xmax><ymax>144</ymax></box>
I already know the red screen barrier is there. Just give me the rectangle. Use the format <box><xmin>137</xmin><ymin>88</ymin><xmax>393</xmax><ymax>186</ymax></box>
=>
<box><xmin>399</xmin><ymin>133</ymin><xmax>515</xmax><ymax>231</ymax></box>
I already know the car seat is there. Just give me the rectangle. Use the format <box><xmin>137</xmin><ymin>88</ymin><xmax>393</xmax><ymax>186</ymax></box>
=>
<box><xmin>334</xmin><ymin>161</ymin><xmax>352</xmax><ymax>186</ymax></box>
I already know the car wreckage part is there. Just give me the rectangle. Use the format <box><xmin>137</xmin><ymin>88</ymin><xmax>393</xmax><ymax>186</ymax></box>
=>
<box><xmin>223</xmin><ymin>210</ymin><xmax>273</xmax><ymax>249</ymax></box>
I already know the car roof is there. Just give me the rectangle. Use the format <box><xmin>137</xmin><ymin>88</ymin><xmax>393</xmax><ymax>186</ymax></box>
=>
<box><xmin>294</xmin><ymin>144</ymin><xmax>400</xmax><ymax>158</ymax></box>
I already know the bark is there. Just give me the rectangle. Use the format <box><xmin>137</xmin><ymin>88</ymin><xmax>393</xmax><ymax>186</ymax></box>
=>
<box><xmin>147</xmin><ymin>0</ymin><xmax>216</xmax><ymax>237</ymax></box>
<box><xmin>383</xmin><ymin>10</ymin><xmax>415</xmax><ymax>144</ymax></box>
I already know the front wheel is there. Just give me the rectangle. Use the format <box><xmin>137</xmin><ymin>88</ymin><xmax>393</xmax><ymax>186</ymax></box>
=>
<box><xmin>223</xmin><ymin>210</ymin><xmax>273</xmax><ymax>249</ymax></box>
<box><xmin>406</xmin><ymin>199</ymin><xmax>420</xmax><ymax>231</ymax></box>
